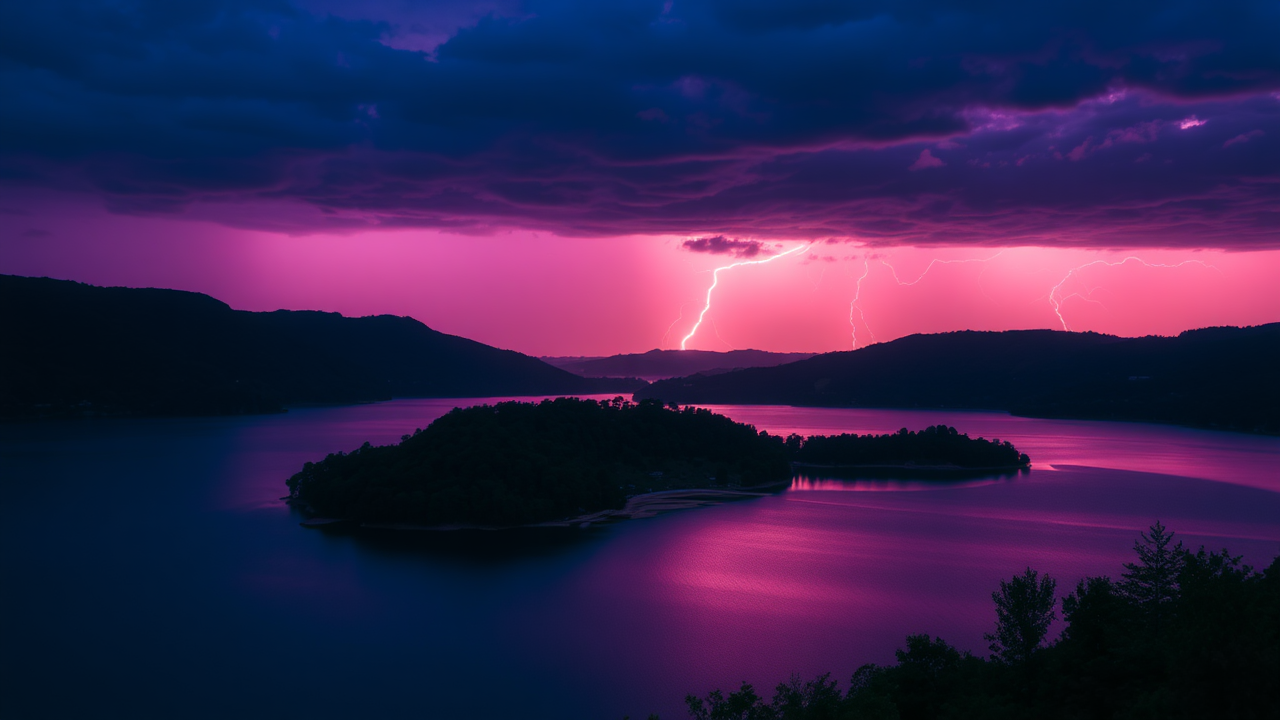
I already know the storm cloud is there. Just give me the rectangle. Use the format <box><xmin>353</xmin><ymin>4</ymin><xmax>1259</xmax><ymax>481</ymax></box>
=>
<box><xmin>1</xmin><ymin>0</ymin><xmax>1278</xmax><ymax>246</ymax></box>
<box><xmin>681</xmin><ymin>236</ymin><xmax>769</xmax><ymax>257</ymax></box>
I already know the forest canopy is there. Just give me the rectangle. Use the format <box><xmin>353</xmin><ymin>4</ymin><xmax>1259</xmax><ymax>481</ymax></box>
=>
<box><xmin>286</xmin><ymin>400</ymin><xmax>1031</xmax><ymax>527</ymax></box>
<box><xmin>286</xmin><ymin>397</ymin><xmax>792</xmax><ymax>526</ymax></box>
<box><xmin>791</xmin><ymin>425</ymin><xmax>1030</xmax><ymax>468</ymax></box>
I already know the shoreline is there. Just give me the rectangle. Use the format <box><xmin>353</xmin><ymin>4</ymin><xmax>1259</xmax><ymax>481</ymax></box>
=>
<box><xmin>293</xmin><ymin>462</ymin><xmax>1037</xmax><ymax>532</ymax></box>
<box><xmin>7</xmin><ymin>396</ymin><xmax>1274</xmax><ymax>438</ymax></box>
<box><xmin>297</xmin><ymin>481</ymin><xmax>790</xmax><ymax>532</ymax></box>
<box><xmin>791</xmin><ymin>461</ymin><xmax>1030</xmax><ymax>472</ymax></box>
<box><xmin>292</xmin><ymin>463</ymin><xmax>1035</xmax><ymax>534</ymax></box>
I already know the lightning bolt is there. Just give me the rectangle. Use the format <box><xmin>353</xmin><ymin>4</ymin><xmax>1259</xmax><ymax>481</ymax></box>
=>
<box><xmin>1049</xmin><ymin>256</ymin><xmax>1221</xmax><ymax>331</ymax></box>
<box><xmin>680</xmin><ymin>243</ymin><xmax>811</xmax><ymax>350</ymax></box>
<box><xmin>660</xmin><ymin>303</ymin><xmax>686</xmax><ymax>349</ymax></box>
<box><xmin>848</xmin><ymin>251</ymin><xmax>1003</xmax><ymax>349</ymax></box>
<box><xmin>807</xmin><ymin>265</ymin><xmax>827</xmax><ymax>294</ymax></box>
<box><xmin>710</xmin><ymin>318</ymin><xmax>736</xmax><ymax>350</ymax></box>
<box><xmin>879</xmin><ymin>250</ymin><xmax>1005</xmax><ymax>286</ymax></box>
<box><xmin>848</xmin><ymin>257</ymin><xmax>875</xmax><ymax>349</ymax></box>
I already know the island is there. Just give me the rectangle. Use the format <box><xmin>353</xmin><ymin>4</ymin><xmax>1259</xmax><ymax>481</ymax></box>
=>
<box><xmin>790</xmin><ymin>424</ymin><xmax>1030</xmax><ymax>477</ymax></box>
<box><xmin>286</xmin><ymin>398</ymin><xmax>1032</xmax><ymax>530</ymax></box>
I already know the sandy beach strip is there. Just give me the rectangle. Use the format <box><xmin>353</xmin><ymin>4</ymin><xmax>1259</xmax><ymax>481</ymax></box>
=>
<box><xmin>301</xmin><ymin>483</ymin><xmax>787</xmax><ymax>532</ymax></box>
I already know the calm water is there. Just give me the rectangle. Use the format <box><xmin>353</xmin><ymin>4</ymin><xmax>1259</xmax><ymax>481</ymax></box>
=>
<box><xmin>2</xmin><ymin>399</ymin><xmax>1278</xmax><ymax>719</ymax></box>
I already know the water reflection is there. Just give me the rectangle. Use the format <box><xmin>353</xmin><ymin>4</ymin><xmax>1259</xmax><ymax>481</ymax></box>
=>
<box><xmin>303</xmin><ymin>517</ymin><xmax>611</xmax><ymax>564</ymax></box>
<box><xmin>789</xmin><ymin>475</ymin><xmax>1019</xmax><ymax>493</ymax></box>
<box><xmin>3</xmin><ymin>399</ymin><xmax>1278</xmax><ymax>720</ymax></box>
<box><xmin>699</xmin><ymin>404</ymin><xmax>1280</xmax><ymax>492</ymax></box>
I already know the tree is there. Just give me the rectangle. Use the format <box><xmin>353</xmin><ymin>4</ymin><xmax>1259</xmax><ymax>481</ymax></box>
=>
<box><xmin>893</xmin><ymin>635</ymin><xmax>966</xmax><ymax>719</ymax></box>
<box><xmin>769</xmin><ymin>673</ymin><xmax>844</xmax><ymax>720</ymax></box>
<box><xmin>1118</xmin><ymin>520</ymin><xmax>1184</xmax><ymax>627</ymax></box>
<box><xmin>685</xmin><ymin>682</ymin><xmax>773</xmax><ymax>720</ymax></box>
<box><xmin>985</xmin><ymin>568</ymin><xmax>1057</xmax><ymax>664</ymax></box>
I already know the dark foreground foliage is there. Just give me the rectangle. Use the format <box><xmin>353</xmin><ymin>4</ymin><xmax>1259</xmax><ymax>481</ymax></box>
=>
<box><xmin>287</xmin><ymin>401</ymin><xmax>1031</xmax><ymax>526</ymax></box>
<box><xmin>287</xmin><ymin>397</ymin><xmax>793</xmax><ymax>525</ymax></box>
<box><xmin>791</xmin><ymin>425</ymin><xmax>1029</xmax><ymax>468</ymax></box>
<box><xmin>682</xmin><ymin>523</ymin><xmax>1280</xmax><ymax>720</ymax></box>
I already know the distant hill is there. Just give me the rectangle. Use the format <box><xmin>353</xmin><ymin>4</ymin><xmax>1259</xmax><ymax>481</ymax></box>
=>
<box><xmin>542</xmin><ymin>348</ymin><xmax>816</xmax><ymax>381</ymax></box>
<box><xmin>636</xmin><ymin>327</ymin><xmax>1280</xmax><ymax>434</ymax></box>
<box><xmin>0</xmin><ymin>275</ymin><xmax>639</xmax><ymax>419</ymax></box>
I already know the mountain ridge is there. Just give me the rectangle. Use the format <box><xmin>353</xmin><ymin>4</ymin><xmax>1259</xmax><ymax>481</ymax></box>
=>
<box><xmin>541</xmin><ymin>348</ymin><xmax>817</xmax><ymax>380</ymax></box>
<box><xmin>0</xmin><ymin>274</ymin><xmax>638</xmax><ymax>419</ymax></box>
<box><xmin>635</xmin><ymin>326</ymin><xmax>1280</xmax><ymax>434</ymax></box>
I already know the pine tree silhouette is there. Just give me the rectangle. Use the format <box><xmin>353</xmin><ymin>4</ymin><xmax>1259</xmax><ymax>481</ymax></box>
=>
<box><xmin>1118</xmin><ymin>520</ymin><xmax>1185</xmax><ymax>629</ymax></box>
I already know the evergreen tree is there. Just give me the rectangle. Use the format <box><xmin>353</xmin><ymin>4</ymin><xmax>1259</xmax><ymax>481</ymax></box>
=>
<box><xmin>1118</xmin><ymin>521</ymin><xmax>1185</xmax><ymax>627</ymax></box>
<box><xmin>985</xmin><ymin>568</ymin><xmax>1057</xmax><ymax>664</ymax></box>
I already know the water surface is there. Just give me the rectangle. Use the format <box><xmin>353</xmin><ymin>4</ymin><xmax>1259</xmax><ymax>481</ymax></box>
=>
<box><xmin>2</xmin><ymin>399</ymin><xmax>1278</xmax><ymax>719</ymax></box>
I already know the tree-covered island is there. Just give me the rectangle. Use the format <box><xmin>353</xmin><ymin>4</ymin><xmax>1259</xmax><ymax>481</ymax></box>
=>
<box><xmin>791</xmin><ymin>425</ymin><xmax>1031</xmax><ymax>470</ymax></box>
<box><xmin>286</xmin><ymin>398</ymin><xmax>1030</xmax><ymax>528</ymax></box>
<box><xmin>287</xmin><ymin>397</ymin><xmax>793</xmax><ymax>527</ymax></box>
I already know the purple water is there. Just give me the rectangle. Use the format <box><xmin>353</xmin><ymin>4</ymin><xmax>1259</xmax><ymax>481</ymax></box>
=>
<box><xmin>2</xmin><ymin>398</ymin><xmax>1278</xmax><ymax>719</ymax></box>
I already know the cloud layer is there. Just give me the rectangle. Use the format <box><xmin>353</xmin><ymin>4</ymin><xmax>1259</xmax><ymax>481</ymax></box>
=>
<box><xmin>681</xmin><ymin>236</ymin><xmax>769</xmax><ymax>257</ymax></box>
<box><xmin>2</xmin><ymin>0</ymin><xmax>1278</xmax><ymax>246</ymax></box>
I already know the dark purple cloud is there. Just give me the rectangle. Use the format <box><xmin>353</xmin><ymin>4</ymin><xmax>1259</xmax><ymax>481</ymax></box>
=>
<box><xmin>681</xmin><ymin>235</ymin><xmax>769</xmax><ymax>257</ymax></box>
<box><xmin>1</xmin><ymin>0</ymin><xmax>1278</xmax><ymax>247</ymax></box>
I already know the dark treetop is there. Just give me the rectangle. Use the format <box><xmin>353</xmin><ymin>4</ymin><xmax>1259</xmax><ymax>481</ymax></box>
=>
<box><xmin>637</xmin><ymin>326</ymin><xmax>1280</xmax><ymax>434</ymax></box>
<box><xmin>286</xmin><ymin>400</ymin><xmax>1030</xmax><ymax>527</ymax></box>
<box><xmin>0</xmin><ymin>274</ymin><xmax>639</xmax><ymax>420</ymax></box>
<box><xmin>791</xmin><ymin>425</ymin><xmax>1030</xmax><ymax>469</ymax></box>
<box><xmin>286</xmin><ymin>397</ymin><xmax>793</xmax><ymax>526</ymax></box>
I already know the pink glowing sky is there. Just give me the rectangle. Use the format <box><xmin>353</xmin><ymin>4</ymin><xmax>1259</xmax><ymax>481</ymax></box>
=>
<box><xmin>3</xmin><ymin>193</ymin><xmax>1276</xmax><ymax>357</ymax></box>
<box><xmin>4</xmin><ymin>1</ymin><xmax>1279</xmax><ymax>356</ymax></box>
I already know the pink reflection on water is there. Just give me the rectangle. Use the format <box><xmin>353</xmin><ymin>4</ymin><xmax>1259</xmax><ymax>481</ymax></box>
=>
<box><xmin>790</xmin><ymin>475</ymin><xmax>1017</xmax><ymax>492</ymax></box>
<box><xmin>608</xmin><ymin>463</ymin><xmax>1280</xmax><ymax>694</ymax></box>
<box><xmin>193</xmin><ymin>399</ymin><xmax>1279</xmax><ymax>716</ymax></box>
<box><xmin>220</xmin><ymin>399</ymin><xmax>1280</xmax><ymax>513</ymax></box>
<box><xmin>699</xmin><ymin>405</ymin><xmax>1280</xmax><ymax>492</ymax></box>
<box><xmin>216</xmin><ymin>395</ymin><xmax>623</xmax><ymax>512</ymax></box>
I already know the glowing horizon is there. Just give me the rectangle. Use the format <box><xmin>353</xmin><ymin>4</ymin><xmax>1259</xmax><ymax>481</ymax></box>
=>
<box><xmin>2</xmin><ymin>201</ymin><xmax>1276</xmax><ymax>357</ymax></box>
<box><xmin>3</xmin><ymin>1</ymin><xmax>1276</xmax><ymax>357</ymax></box>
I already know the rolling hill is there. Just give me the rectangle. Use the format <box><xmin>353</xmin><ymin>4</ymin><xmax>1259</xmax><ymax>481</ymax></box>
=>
<box><xmin>1</xmin><ymin>275</ymin><xmax>637</xmax><ymax>419</ymax></box>
<box><xmin>636</xmin><ymin>327</ymin><xmax>1280</xmax><ymax>434</ymax></box>
<box><xmin>542</xmin><ymin>348</ymin><xmax>816</xmax><ymax>381</ymax></box>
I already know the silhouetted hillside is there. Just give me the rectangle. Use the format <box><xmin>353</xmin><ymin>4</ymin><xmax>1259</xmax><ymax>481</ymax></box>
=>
<box><xmin>637</xmin><ymin>327</ymin><xmax>1280</xmax><ymax>434</ymax></box>
<box><xmin>0</xmin><ymin>275</ymin><xmax>638</xmax><ymax>419</ymax></box>
<box><xmin>542</xmin><ymin>348</ymin><xmax>816</xmax><ymax>381</ymax></box>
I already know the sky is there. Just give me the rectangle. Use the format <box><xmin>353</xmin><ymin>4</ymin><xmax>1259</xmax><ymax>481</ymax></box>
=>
<box><xmin>2</xmin><ymin>0</ymin><xmax>1278</xmax><ymax>356</ymax></box>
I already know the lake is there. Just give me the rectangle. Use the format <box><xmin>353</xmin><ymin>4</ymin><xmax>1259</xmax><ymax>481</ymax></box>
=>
<box><xmin>2</xmin><ymin>398</ymin><xmax>1278</xmax><ymax>719</ymax></box>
